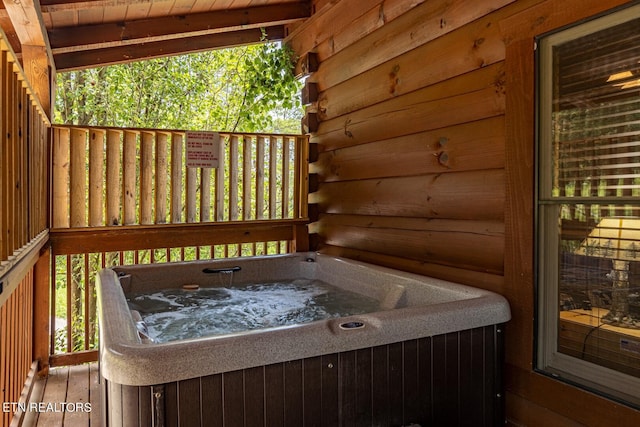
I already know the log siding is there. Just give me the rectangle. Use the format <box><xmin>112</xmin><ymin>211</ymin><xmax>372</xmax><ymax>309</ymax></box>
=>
<box><xmin>291</xmin><ymin>0</ymin><xmax>640</xmax><ymax>424</ymax></box>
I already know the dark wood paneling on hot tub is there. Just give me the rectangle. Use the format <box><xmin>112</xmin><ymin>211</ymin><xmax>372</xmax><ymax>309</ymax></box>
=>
<box><xmin>103</xmin><ymin>324</ymin><xmax>504</xmax><ymax>427</ymax></box>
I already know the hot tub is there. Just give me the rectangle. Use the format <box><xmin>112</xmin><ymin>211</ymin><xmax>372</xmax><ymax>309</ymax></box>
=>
<box><xmin>97</xmin><ymin>252</ymin><xmax>510</xmax><ymax>427</ymax></box>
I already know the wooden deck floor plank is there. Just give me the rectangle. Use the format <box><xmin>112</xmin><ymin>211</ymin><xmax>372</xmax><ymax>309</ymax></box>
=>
<box><xmin>21</xmin><ymin>373</ymin><xmax>47</xmax><ymax>427</ymax></box>
<box><xmin>89</xmin><ymin>363</ymin><xmax>102</xmax><ymax>427</ymax></box>
<box><xmin>62</xmin><ymin>365</ymin><xmax>90</xmax><ymax>427</ymax></box>
<box><xmin>26</xmin><ymin>363</ymin><xmax>101</xmax><ymax>427</ymax></box>
<box><xmin>34</xmin><ymin>366</ymin><xmax>69</xmax><ymax>427</ymax></box>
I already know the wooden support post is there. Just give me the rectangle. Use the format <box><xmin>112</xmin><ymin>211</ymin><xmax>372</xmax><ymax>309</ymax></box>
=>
<box><xmin>291</xmin><ymin>223</ymin><xmax>309</xmax><ymax>253</ymax></box>
<box><xmin>21</xmin><ymin>45</ymin><xmax>51</xmax><ymax>118</ymax></box>
<box><xmin>33</xmin><ymin>247</ymin><xmax>50</xmax><ymax>375</ymax></box>
<box><xmin>296</xmin><ymin>136</ymin><xmax>309</xmax><ymax>219</ymax></box>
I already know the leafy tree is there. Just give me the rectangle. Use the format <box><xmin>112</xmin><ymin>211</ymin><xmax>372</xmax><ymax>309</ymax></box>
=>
<box><xmin>55</xmin><ymin>41</ymin><xmax>303</xmax><ymax>133</ymax></box>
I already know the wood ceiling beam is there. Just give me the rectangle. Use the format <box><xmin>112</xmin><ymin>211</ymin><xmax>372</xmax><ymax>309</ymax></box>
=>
<box><xmin>54</xmin><ymin>25</ymin><xmax>286</xmax><ymax>71</ymax></box>
<box><xmin>1</xmin><ymin>0</ymin><xmax>53</xmax><ymax>116</ymax></box>
<box><xmin>0</xmin><ymin>11</ymin><xmax>22</xmax><ymax>55</ymax></box>
<box><xmin>1</xmin><ymin>0</ymin><xmax>47</xmax><ymax>45</ymax></box>
<box><xmin>48</xmin><ymin>2</ymin><xmax>310</xmax><ymax>52</ymax></box>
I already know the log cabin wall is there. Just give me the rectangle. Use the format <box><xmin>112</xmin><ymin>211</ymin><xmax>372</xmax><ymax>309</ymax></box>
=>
<box><xmin>287</xmin><ymin>0</ymin><xmax>640</xmax><ymax>425</ymax></box>
<box><xmin>0</xmin><ymin>29</ymin><xmax>50</xmax><ymax>427</ymax></box>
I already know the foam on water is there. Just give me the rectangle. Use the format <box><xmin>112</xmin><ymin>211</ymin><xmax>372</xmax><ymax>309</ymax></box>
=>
<box><xmin>126</xmin><ymin>279</ymin><xmax>380</xmax><ymax>343</ymax></box>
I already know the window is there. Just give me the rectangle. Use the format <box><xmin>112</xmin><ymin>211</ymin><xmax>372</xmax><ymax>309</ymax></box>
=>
<box><xmin>537</xmin><ymin>4</ymin><xmax>640</xmax><ymax>407</ymax></box>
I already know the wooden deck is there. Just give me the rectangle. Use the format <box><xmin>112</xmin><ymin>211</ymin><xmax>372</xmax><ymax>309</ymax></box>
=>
<box><xmin>21</xmin><ymin>363</ymin><xmax>101</xmax><ymax>427</ymax></box>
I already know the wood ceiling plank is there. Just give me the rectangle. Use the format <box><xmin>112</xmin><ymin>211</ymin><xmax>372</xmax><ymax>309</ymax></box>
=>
<box><xmin>54</xmin><ymin>24</ymin><xmax>285</xmax><ymax>70</ymax></box>
<box><xmin>168</xmin><ymin>0</ymin><xmax>194</xmax><ymax>15</ymax></box>
<box><xmin>101</xmin><ymin>4</ymin><xmax>127</xmax><ymax>22</ymax></box>
<box><xmin>41</xmin><ymin>0</ymin><xmax>155</xmax><ymax>12</ymax></box>
<box><xmin>209</xmin><ymin>0</ymin><xmax>239</xmax><ymax>11</ymax></box>
<box><xmin>77</xmin><ymin>3</ymin><xmax>104</xmax><ymax>24</ymax></box>
<box><xmin>48</xmin><ymin>2</ymin><xmax>310</xmax><ymax>50</ymax></box>
<box><xmin>46</xmin><ymin>9</ymin><xmax>77</xmax><ymax>28</ymax></box>
<box><xmin>124</xmin><ymin>0</ymin><xmax>152</xmax><ymax>20</ymax></box>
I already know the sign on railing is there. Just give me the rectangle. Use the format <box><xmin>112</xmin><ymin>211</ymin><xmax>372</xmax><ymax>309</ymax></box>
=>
<box><xmin>186</xmin><ymin>131</ymin><xmax>221</xmax><ymax>168</ymax></box>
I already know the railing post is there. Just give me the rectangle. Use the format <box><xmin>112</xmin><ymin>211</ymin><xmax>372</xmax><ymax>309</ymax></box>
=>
<box><xmin>292</xmin><ymin>223</ymin><xmax>310</xmax><ymax>253</ymax></box>
<box><xmin>33</xmin><ymin>246</ymin><xmax>51</xmax><ymax>374</ymax></box>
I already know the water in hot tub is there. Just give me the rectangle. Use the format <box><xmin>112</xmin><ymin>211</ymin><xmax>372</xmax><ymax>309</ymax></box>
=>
<box><xmin>126</xmin><ymin>279</ymin><xmax>380</xmax><ymax>343</ymax></box>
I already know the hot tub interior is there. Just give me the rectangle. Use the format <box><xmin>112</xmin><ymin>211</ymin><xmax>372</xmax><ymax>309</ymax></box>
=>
<box><xmin>127</xmin><ymin>278</ymin><xmax>382</xmax><ymax>343</ymax></box>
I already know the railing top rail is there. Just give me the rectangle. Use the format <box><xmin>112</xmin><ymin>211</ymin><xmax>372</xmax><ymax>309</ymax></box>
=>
<box><xmin>49</xmin><ymin>218</ymin><xmax>308</xmax><ymax>235</ymax></box>
<box><xmin>51</xmin><ymin>124</ymin><xmax>307</xmax><ymax>139</ymax></box>
<box><xmin>48</xmin><ymin>219</ymin><xmax>309</xmax><ymax>255</ymax></box>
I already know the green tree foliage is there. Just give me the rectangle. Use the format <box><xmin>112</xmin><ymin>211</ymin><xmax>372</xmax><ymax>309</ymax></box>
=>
<box><xmin>55</xmin><ymin>41</ymin><xmax>303</xmax><ymax>133</ymax></box>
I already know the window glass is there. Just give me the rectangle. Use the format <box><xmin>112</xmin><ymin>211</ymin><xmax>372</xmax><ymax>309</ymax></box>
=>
<box><xmin>537</xmin><ymin>6</ymin><xmax>640</xmax><ymax>407</ymax></box>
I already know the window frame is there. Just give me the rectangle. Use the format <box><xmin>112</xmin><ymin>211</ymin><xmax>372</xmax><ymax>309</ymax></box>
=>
<box><xmin>535</xmin><ymin>3</ymin><xmax>640</xmax><ymax>408</ymax></box>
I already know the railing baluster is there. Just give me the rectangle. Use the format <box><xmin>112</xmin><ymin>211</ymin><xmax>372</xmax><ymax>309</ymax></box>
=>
<box><xmin>269</xmin><ymin>136</ymin><xmax>278</xmax><ymax>219</ymax></box>
<box><xmin>70</xmin><ymin>129</ymin><xmax>88</xmax><ymax>228</ymax></box>
<box><xmin>283</xmin><ymin>137</ymin><xmax>291</xmax><ymax>219</ymax></box>
<box><xmin>140</xmin><ymin>131</ymin><xmax>154</xmax><ymax>225</ymax></box>
<box><xmin>18</xmin><ymin>87</ymin><xmax>27</xmax><ymax>248</ymax></box>
<box><xmin>256</xmin><ymin>136</ymin><xmax>266</xmax><ymax>220</ymax></box>
<box><xmin>49</xmin><ymin>256</ymin><xmax>56</xmax><ymax>357</ymax></box>
<box><xmin>83</xmin><ymin>254</ymin><xmax>90</xmax><ymax>350</ymax></box>
<box><xmin>186</xmin><ymin>160</ymin><xmax>197</xmax><ymax>223</ymax></box>
<box><xmin>106</xmin><ymin>130</ymin><xmax>122</xmax><ymax>226</ymax></box>
<box><xmin>7</xmin><ymin>65</ymin><xmax>16</xmax><ymax>253</ymax></box>
<box><xmin>215</xmin><ymin>136</ymin><xmax>226</xmax><ymax>221</ymax></box>
<box><xmin>123</xmin><ymin>131</ymin><xmax>138</xmax><ymax>225</ymax></box>
<box><xmin>65</xmin><ymin>254</ymin><xmax>71</xmax><ymax>353</ymax></box>
<box><xmin>229</xmin><ymin>135</ymin><xmax>239</xmax><ymax>221</ymax></box>
<box><xmin>243</xmin><ymin>135</ymin><xmax>253</xmax><ymax>221</ymax></box>
<box><xmin>201</xmin><ymin>167</ymin><xmax>211</xmax><ymax>221</ymax></box>
<box><xmin>170</xmin><ymin>132</ymin><xmax>183</xmax><ymax>223</ymax></box>
<box><xmin>89</xmin><ymin>129</ymin><xmax>105</xmax><ymax>227</ymax></box>
<box><xmin>53</xmin><ymin>128</ymin><xmax>70</xmax><ymax>228</ymax></box>
<box><xmin>156</xmin><ymin>132</ymin><xmax>169</xmax><ymax>224</ymax></box>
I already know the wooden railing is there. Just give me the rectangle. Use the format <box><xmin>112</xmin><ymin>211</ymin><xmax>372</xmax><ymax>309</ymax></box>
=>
<box><xmin>0</xmin><ymin>32</ymin><xmax>50</xmax><ymax>427</ymax></box>
<box><xmin>48</xmin><ymin>126</ymin><xmax>309</xmax><ymax>364</ymax></box>
<box><xmin>1</xmin><ymin>270</ymin><xmax>34</xmax><ymax>424</ymax></box>
<box><xmin>51</xmin><ymin>127</ymin><xmax>308</xmax><ymax>227</ymax></box>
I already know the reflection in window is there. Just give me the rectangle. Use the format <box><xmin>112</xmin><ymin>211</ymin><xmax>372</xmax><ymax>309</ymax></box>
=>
<box><xmin>537</xmin><ymin>6</ymin><xmax>640</xmax><ymax>407</ymax></box>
